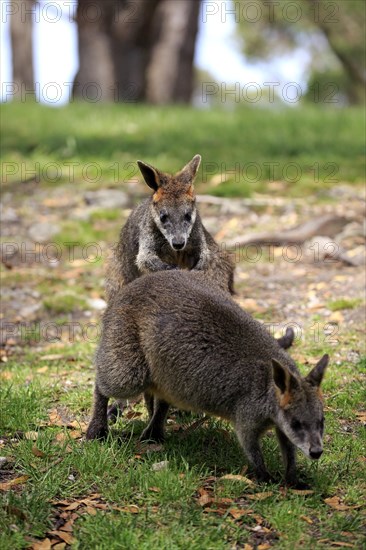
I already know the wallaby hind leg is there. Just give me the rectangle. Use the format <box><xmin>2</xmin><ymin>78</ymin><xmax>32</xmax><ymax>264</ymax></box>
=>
<box><xmin>86</xmin><ymin>384</ymin><xmax>109</xmax><ymax>440</ymax></box>
<box><xmin>140</xmin><ymin>399</ymin><xmax>170</xmax><ymax>442</ymax></box>
<box><xmin>277</xmin><ymin>327</ymin><xmax>295</xmax><ymax>350</ymax></box>
<box><xmin>235</xmin><ymin>423</ymin><xmax>272</xmax><ymax>482</ymax></box>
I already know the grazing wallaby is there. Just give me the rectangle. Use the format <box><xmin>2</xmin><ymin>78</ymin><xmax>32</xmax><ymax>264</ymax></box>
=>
<box><xmin>105</xmin><ymin>154</ymin><xmax>235</xmax><ymax>299</ymax></box>
<box><xmin>87</xmin><ymin>271</ymin><xmax>328</xmax><ymax>486</ymax></box>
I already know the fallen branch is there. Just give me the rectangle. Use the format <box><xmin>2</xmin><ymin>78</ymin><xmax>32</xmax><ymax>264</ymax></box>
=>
<box><xmin>225</xmin><ymin>215</ymin><xmax>350</xmax><ymax>248</ymax></box>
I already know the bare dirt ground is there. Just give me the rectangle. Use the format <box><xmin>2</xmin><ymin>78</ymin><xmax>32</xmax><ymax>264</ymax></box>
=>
<box><xmin>1</xmin><ymin>182</ymin><xmax>365</xmax><ymax>365</ymax></box>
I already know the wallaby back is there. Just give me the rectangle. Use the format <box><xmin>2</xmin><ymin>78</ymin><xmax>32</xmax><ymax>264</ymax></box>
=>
<box><xmin>87</xmin><ymin>271</ymin><xmax>328</xmax><ymax>485</ymax></box>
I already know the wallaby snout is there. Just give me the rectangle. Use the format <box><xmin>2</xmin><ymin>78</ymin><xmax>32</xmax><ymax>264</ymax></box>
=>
<box><xmin>172</xmin><ymin>237</ymin><xmax>186</xmax><ymax>251</ymax></box>
<box><xmin>309</xmin><ymin>447</ymin><xmax>323</xmax><ymax>460</ymax></box>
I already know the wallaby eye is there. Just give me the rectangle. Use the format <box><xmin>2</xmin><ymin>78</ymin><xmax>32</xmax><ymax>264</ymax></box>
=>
<box><xmin>184</xmin><ymin>212</ymin><xmax>192</xmax><ymax>222</ymax></box>
<box><xmin>160</xmin><ymin>213</ymin><xmax>168</xmax><ymax>224</ymax></box>
<box><xmin>291</xmin><ymin>419</ymin><xmax>303</xmax><ymax>431</ymax></box>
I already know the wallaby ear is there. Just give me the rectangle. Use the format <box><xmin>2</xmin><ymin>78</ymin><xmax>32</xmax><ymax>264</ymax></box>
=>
<box><xmin>137</xmin><ymin>160</ymin><xmax>161</xmax><ymax>191</ymax></box>
<box><xmin>306</xmin><ymin>354</ymin><xmax>329</xmax><ymax>387</ymax></box>
<box><xmin>272</xmin><ymin>359</ymin><xmax>298</xmax><ymax>408</ymax></box>
<box><xmin>178</xmin><ymin>154</ymin><xmax>201</xmax><ymax>184</ymax></box>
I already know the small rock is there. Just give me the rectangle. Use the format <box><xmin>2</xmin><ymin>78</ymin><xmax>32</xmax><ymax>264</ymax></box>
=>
<box><xmin>19</xmin><ymin>303</ymin><xmax>41</xmax><ymax>319</ymax></box>
<box><xmin>84</xmin><ymin>190</ymin><xmax>129</xmax><ymax>209</ymax></box>
<box><xmin>68</xmin><ymin>474</ymin><xmax>76</xmax><ymax>481</ymax></box>
<box><xmin>29</xmin><ymin>222</ymin><xmax>60</xmax><ymax>243</ymax></box>
<box><xmin>87</xmin><ymin>298</ymin><xmax>107</xmax><ymax>311</ymax></box>
<box><xmin>0</xmin><ymin>457</ymin><xmax>8</xmax><ymax>467</ymax></box>
<box><xmin>151</xmin><ymin>460</ymin><xmax>169</xmax><ymax>472</ymax></box>
<box><xmin>0</xmin><ymin>205</ymin><xmax>19</xmax><ymax>223</ymax></box>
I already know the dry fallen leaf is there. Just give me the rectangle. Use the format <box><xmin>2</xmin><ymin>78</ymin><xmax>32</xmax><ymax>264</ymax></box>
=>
<box><xmin>53</xmin><ymin>544</ymin><xmax>66</xmax><ymax>550</ymax></box>
<box><xmin>31</xmin><ymin>446</ymin><xmax>45</xmax><ymax>458</ymax></box>
<box><xmin>61</xmin><ymin>502</ymin><xmax>81</xmax><ymax>511</ymax></box>
<box><xmin>59</xmin><ymin>520</ymin><xmax>74</xmax><ymax>532</ymax></box>
<box><xmin>48</xmin><ymin>410</ymin><xmax>64</xmax><ymax>426</ymax></box>
<box><xmin>148</xmin><ymin>486</ymin><xmax>160</xmax><ymax>493</ymax></box>
<box><xmin>0</xmin><ymin>475</ymin><xmax>30</xmax><ymax>491</ymax></box>
<box><xmin>31</xmin><ymin>538</ymin><xmax>52</xmax><ymax>550</ymax></box>
<box><xmin>300</xmin><ymin>515</ymin><xmax>314</xmax><ymax>524</ymax></box>
<box><xmin>25</xmin><ymin>431</ymin><xmax>38</xmax><ymax>441</ymax></box>
<box><xmin>220</xmin><ymin>473</ymin><xmax>255</xmax><ymax>486</ymax></box>
<box><xmin>228</xmin><ymin>508</ymin><xmax>254</xmax><ymax>519</ymax></box>
<box><xmin>324</xmin><ymin>496</ymin><xmax>362</xmax><ymax>511</ymax></box>
<box><xmin>48</xmin><ymin>531</ymin><xmax>76</xmax><ymax>545</ymax></box>
<box><xmin>36</xmin><ymin>366</ymin><xmax>49</xmax><ymax>374</ymax></box>
<box><xmin>69</xmin><ymin>430</ymin><xmax>82</xmax><ymax>439</ymax></box>
<box><xmin>84</xmin><ymin>506</ymin><xmax>97</xmax><ymax>516</ymax></box>
<box><xmin>246</xmin><ymin>491</ymin><xmax>273</xmax><ymax>501</ymax></box>
<box><xmin>355</xmin><ymin>411</ymin><xmax>366</xmax><ymax>423</ymax></box>
<box><xmin>112</xmin><ymin>505</ymin><xmax>139</xmax><ymax>513</ymax></box>
<box><xmin>258</xmin><ymin>544</ymin><xmax>272</xmax><ymax>550</ymax></box>
<box><xmin>67</xmin><ymin>420</ymin><xmax>88</xmax><ymax>432</ymax></box>
<box><xmin>198</xmin><ymin>493</ymin><xmax>213</xmax><ymax>507</ymax></box>
<box><xmin>329</xmin><ymin>543</ymin><xmax>355</xmax><ymax>548</ymax></box>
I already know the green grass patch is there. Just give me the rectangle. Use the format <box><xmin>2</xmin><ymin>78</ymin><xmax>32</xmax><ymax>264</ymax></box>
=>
<box><xmin>1</xmin><ymin>102</ymin><xmax>364</xmax><ymax>196</ymax></box>
<box><xmin>43</xmin><ymin>292</ymin><xmax>89</xmax><ymax>314</ymax></box>
<box><xmin>0</xmin><ymin>350</ymin><xmax>365</xmax><ymax>549</ymax></box>
<box><xmin>327</xmin><ymin>298</ymin><xmax>363</xmax><ymax>311</ymax></box>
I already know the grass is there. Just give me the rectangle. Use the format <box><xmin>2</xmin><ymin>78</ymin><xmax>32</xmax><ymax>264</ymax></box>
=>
<box><xmin>0</xmin><ymin>349</ymin><xmax>365</xmax><ymax>549</ymax></box>
<box><xmin>1</xmin><ymin>102</ymin><xmax>365</xmax><ymax>197</ymax></box>
<box><xmin>327</xmin><ymin>298</ymin><xmax>363</xmax><ymax>311</ymax></box>
<box><xmin>43</xmin><ymin>293</ymin><xmax>89</xmax><ymax>315</ymax></box>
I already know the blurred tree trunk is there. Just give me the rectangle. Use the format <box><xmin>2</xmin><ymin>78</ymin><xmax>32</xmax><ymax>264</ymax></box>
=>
<box><xmin>73</xmin><ymin>0</ymin><xmax>200</xmax><ymax>104</ymax></box>
<box><xmin>10</xmin><ymin>0</ymin><xmax>35</xmax><ymax>98</ymax></box>
<box><xmin>73</xmin><ymin>0</ymin><xmax>116</xmax><ymax>101</ymax></box>
<box><xmin>111</xmin><ymin>0</ymin><xmax>162</xmax><ymax>102</ymax></box>
<box><xmin>146</xmin><ymin>0</ymin><xmax>201</xmax><ymax>104</ymax></box>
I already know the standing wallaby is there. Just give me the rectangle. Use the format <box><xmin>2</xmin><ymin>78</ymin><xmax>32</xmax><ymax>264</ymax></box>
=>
<box><xmin>87</xmin><ymin>271</ymin><xmax>328</xmax><ymax>486</ymax></box>
<box><xmin>105</xmin><ymin>155</ymin><xmax>235</xmax><ymax>420</ymax></box>
<box><xmin>105</xmin><ymin>154</ymin><xmax>235</xmax><ymax>299</ymax></box>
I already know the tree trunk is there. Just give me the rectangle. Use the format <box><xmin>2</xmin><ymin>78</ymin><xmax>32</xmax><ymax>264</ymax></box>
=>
<box><xmin>110</xmin><ymin>0</ymin><xmax>162</xmax><ymax>102</ymax></box>
<box><xmin>73</xmin><ymin>0</ymin><xmax>117</xmax><ymax>101</ymax></box>
<box><xmin>146</xmin><ymin>0</ymin><xmax>201</xmax><ymax>104</ymax></box>
<box><xmin>10</xmin><ymin>0</ymin><xmax>35</xmax><ymax>98</ymax></box>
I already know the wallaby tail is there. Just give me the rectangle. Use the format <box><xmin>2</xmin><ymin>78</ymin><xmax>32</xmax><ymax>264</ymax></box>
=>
<box><xmin>277</xmin><ymin>327</ymin><xmax>295</xmax><ymax>350</ymax></box>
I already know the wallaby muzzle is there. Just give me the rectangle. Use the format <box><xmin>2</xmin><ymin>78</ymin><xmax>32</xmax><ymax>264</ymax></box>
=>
<box><xmin>309</xmin><ymin>446</ymin><xmax>323</xmax><ymax>459</ymax></box>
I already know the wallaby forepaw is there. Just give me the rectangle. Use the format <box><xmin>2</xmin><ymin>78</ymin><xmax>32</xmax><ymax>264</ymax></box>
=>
<box><xmin>86</xmin><ymin>423</ymin><xmax>108</xmax><ymax>441</ymax></box>
<box><xmin>254</xmin><ymin>470</ymin><xmax>273</xmax><ymax>484</ymax></box>
<box><xmin>285</xmin><ymin>479</ymin><xmax>311</xmax><ymax>490</ymax></box>
<box><xmin>107</xmin><ymin>402</ymin><xmax>123</xmax><ymax>423</ymax></box>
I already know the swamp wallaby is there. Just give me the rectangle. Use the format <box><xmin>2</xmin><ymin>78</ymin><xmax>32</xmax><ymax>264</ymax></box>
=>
<box><xmin>87</xmin><ymin>271</ymin><xmax>328</xmax><ymax>486</ymax></box>
<box><xmin>105</xmin><ymin>154</ymin><xmax>235</xmax><ymax>298</ymax></box>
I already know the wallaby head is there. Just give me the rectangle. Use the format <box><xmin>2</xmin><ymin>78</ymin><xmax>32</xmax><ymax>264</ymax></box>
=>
<box><xmin>137</xmin><ymin>155</ymin><xmax>201</xmax><ymax>251</ymax></box>
<box><xmin>272</xmin><ymin>354</ymin><xmax>329</xmax><ymax>460</ymax></box>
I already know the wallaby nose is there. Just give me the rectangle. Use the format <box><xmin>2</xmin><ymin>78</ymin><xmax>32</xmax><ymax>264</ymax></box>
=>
<box><xmin>309</xmin><ymin>448</ymin><xmax>323</xmax><ymax>460</ymax></box>
<box><xmin>172</xmin><ymin>240</ymin><xmax>185</xmax><ymax>250</ymax></box>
